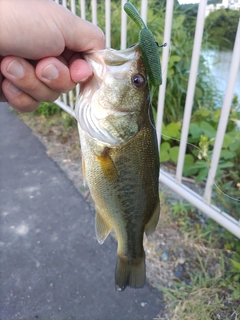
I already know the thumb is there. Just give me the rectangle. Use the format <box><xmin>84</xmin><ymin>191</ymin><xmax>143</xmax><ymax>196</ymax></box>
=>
<box><xmin>0</xmin><ymin>0</ymin><xmax>105</xmax><ymax>59</ymax></box>
<box><xmin>53</xmin><ymin>2</ymin><xmax>105</xmax><ymax>52</ymax></box>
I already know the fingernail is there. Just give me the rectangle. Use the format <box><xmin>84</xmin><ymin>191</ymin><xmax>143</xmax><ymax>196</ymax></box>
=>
<box><xmin>80</xmin><ymin>74</ymin><xmax>92</xmax><ymax>82</ymax></box>
<box><xmin>42</xmin><ymin>64</ymin><xmax>59</xmax><ymax>80</ymax></box>
<box><xmin>7</xmin><ymin>82</ymin><xmax>21</xmax><ymax>95</ymax></box>
<box><xmin>7</xmin><ymin>60</ymin><xmax>24</xmax><ymax>78</ymax></box>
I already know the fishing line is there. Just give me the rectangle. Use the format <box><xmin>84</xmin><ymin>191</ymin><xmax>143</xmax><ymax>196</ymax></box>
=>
<box><xmin>148</xmin><ymin>88</ymin><xmax>158</xmax><ymax>131</ymax></box>
<box><xmin>161</xmin><ymin>42</ymin><xmax>171</xmax><ymax>78</ymax></box>
<box><xmin>152</xmin><ymin>42</ymin><xmax>239</xmax><ymax>204</ymax></box>
<box><xmin>160</xmin><ymin>132</ymin><xmax>240</xmax><ymax>203</ymax></box>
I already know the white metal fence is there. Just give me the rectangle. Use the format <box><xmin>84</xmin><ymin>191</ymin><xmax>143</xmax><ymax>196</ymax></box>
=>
<box><xmin>54</xmin><ymin>0</ymin><xmax>240</xmax><ymax>238</ymax></box>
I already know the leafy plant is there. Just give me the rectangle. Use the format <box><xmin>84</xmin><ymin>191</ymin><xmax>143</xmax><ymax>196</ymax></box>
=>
<box><xmin>159</xmin><ymin>102</ymin><xmax>240</xmax><ymax>217</ymax></box>
<box><xmin>34</xmin><ymin>102</ymin><xmax>60</xmax><ymax>117</ymax></box>
<box><xmin>61</xmin><ymin>112</ymin><xmax>76</xmax><ymax>127</ymax></box>
<box><xmin>204</xmin><ymin>8</ymin><xmax>240</xmax><ymax>50</ymax></box>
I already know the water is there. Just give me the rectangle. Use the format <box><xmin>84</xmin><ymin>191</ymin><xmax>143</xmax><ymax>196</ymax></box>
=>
<box><xmin>202</xmin><ymin>50</ymin><xmax>240</xmax><ymax>102</ymax></box>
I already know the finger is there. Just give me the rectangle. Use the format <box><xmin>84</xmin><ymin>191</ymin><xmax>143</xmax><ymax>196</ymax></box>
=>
<box><xmin>1</xmin><ymin>56</ymin><xmax>60</xmax><ymax>102</ymax></box>
<box><xmin>0</xmin><ymin>69</ymin><xmax>7</xmax><ymax>102</ymax></box>
<box><xmin>69</xmin><ymin>54</ymin><xmax>93</xmax><ymax>83</ymax></box>
<box><xmin>52</xmin><ymin>3</ymin><xmax>106</xmax><ymax>52</ymax></box>
<box><xmin>35</xmin><ymin>56</ymin><xmax>77</xmax><ymax>92</ymax></box>
<box><xmin>2</xmin><ymin>79</ymin><xmax>39</xmax><ymax>112</ymax></box>
<box><xmin>0</xmin><ymin>0</ymin><xmax>105</xmax><ymax>59</ymax></box>
<box><xmin>61</xmin><ymin>50</ymin><xmax>93</xmax><ymax>83</ymax></box>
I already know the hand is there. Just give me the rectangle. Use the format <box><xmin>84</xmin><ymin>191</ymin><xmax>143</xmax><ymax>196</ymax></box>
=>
<box><xmin>0</xmin><ymin>0</ymin><xmax>105</xmax><ymax>111</ymax></box>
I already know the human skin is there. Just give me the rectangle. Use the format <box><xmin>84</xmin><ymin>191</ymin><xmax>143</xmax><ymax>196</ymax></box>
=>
<box><xmin>0</xmin><ymin>0</ymin><xmax>105</xmax><ymax>111</ymax></box>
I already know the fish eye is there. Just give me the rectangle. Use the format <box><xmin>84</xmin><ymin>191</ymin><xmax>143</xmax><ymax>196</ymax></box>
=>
<box><xmin>132</xmin><ymin>74</ymin><xmax>145</xmax><ymax>89</ymax></box>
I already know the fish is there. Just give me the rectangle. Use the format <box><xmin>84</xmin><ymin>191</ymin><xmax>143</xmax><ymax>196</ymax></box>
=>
<box><xmin>75</xmin><ymin>44</ymin><xmax>160</xmax><ymax>291</ymax></box>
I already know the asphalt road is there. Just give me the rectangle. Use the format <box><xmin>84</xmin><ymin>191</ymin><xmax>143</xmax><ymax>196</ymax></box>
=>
<box><xmin>0</xmin><ymin>103</ymin><xmax>164</xmax><ymax>320</ymax></box>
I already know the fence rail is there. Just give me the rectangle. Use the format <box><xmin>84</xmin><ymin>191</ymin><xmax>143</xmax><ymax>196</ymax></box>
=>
<box><xmin>54</xmin><ymin>0</ymin><xmax>240</xmax><ymax>238</ymax></box>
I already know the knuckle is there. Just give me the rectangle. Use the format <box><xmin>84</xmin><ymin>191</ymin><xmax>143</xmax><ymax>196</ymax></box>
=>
<box><xmin>24</xmin><ymin>77</ymin><xmax>40</xmax><ymax>92</ymax></box>
<box><xmin>9</xmin><ymin>94</ymin><xmax>39</xmax><ymax>112</ymax></box>
<box><xmin>45</xmin><ymin>92</ymin><xmax>60</xmax><ymax>102</ymax></box>
<box><xmin>49</xmin><ymin>81</ymin><xmax>74</xmax><ymax>94</ymax></box>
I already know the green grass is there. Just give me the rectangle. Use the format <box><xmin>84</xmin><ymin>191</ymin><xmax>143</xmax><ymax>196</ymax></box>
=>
<box><xmin>154</xmin><ymin>193</ymin><xmax>240</xmax><ymax>320</ymax></box>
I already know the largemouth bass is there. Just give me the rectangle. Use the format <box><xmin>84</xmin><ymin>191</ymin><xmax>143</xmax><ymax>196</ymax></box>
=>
<box><xmin>75</xmin><ymin>44</ymin><xmax>160</xmax><ymax>291</ymax></box>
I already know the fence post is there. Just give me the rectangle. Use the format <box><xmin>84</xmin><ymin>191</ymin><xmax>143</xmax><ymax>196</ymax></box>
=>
<box><xmin>203</xmin><ymin>20</ymin><xmax>240</xmax><ymax>204</ymax></box>
<box><xmin>121</xmin><ymin>0</ymin><xmax>127</xmax><ymax>49</ymax></box>
<box><xmin>156</xmin><ymin>0</ymin><xmax>174</xmax><ymax>145</ymax></box>
<box><xmin>105</xmin><ymin>0</ymin><xmax>111</xmax><ymax>47</ymax></box>
<box><xmin>175</xmin><ymin>0</ymin><xmax>207</xmax><ymax>184</ymax></box>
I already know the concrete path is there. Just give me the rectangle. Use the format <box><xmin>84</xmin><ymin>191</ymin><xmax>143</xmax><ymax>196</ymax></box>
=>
<box><xmin>0</xmin><ymin>103</ymin><xmax>164</xmax><ymax>320</ymax></box>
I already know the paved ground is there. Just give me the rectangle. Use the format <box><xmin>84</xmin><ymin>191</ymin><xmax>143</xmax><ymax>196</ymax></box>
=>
<box><xmin>0</xmin><ymin>103</ymin><xmax>164</xmax><ymax>320</ymax></box>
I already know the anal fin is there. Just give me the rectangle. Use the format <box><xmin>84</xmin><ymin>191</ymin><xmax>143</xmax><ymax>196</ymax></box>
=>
<box><xmin>145</xmin><ymin>199</ymin><xmax>160</xmax><ymax>236</ymax></box>
<box><xmin>95</xmin><ymin>209</ymin><xmax>112</xmax><ymax>245</ymax></box>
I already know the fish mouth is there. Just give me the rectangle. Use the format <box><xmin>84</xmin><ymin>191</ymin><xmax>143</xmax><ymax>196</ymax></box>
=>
<box><xmin>75</xmin><ymin>44</ymin><xmax>143</xmax><ymax>147</ymax></box>
<box><xmin>83</xmin><ymin>43</ymin><xmax>140</xmax><ymax>58</ymax></box>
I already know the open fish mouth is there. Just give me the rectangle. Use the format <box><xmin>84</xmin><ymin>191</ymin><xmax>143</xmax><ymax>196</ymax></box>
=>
<box><xmin>75</xmin><ymin>44</ymin><xmax>148</xmax><ymax>147</ymax></box>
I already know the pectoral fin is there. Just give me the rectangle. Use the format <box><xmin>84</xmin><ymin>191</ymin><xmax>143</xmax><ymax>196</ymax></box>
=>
<box><xmin>144</xmin><ymin>200</ymin><xmax>160</xmax><ymax>236</ymax></box>
<box><xmin>96</xmin><ymin>148</ymin><xmax>118</xmax><ymax>183</ymax></box>
<box><xmin>95</xmin><ymin>209</ymin><xmax>112</xmax><ymax>244</ymax></box>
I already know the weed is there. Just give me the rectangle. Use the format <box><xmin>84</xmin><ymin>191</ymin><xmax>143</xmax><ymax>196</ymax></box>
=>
<box><xmin>155</xmin><ymin>199</ymin><xmax>240</xmax><ymax>320</ymax></box>
<box><xmin>34</xmin><ymin>102</ymin><xmax>60</xmax><ymax>117</ymax></box>
<box><xmin>61</xmin><ymin>112</ymin><xmax>76</xmax><ymax>128</ymax></box>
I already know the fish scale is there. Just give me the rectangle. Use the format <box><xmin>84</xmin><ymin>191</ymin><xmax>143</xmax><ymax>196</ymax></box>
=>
<box><xmin>76</xmin><ymin>44</ymin><xmax>160</xmax><ymax>291</ymax></box>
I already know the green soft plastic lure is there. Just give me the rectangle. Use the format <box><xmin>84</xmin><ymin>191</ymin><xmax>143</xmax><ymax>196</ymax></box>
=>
<box><xmin>124</xmin><ymin>2</ymin><xmax>163</xmax><ymax>87</ymax></box>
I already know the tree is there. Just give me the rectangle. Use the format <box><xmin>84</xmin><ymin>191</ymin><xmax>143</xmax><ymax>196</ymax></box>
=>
<box><xmin>205</xmin><ymin>9</ymin><xmax>240</xmax><ymax>49</ymax></box>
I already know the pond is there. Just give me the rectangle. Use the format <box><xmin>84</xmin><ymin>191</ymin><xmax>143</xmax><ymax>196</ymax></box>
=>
<box><xmin>202</xmin><ymin>50</ymin><xmax>240</xmax><ymax>103</ymax></box>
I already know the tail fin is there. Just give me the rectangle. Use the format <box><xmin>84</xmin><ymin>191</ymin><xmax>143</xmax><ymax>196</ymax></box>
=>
<box><xmin>115</xmin><ymin>254</ymin><xmax>146</xmax><ymax>291</ymax></box>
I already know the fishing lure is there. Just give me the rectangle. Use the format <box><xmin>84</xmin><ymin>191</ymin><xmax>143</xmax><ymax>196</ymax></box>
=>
<box><xmin>124</xmin><ymin>2</ymin><xmax>164</xmax><ymax>87</ymax></box>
